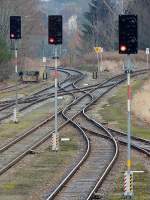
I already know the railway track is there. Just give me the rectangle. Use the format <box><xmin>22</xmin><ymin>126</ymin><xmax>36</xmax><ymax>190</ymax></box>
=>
<box><xmin>0</xmin><ymin>68</ymin><xmax>69</xmax><ymax>105</ymax></box>
<box><xmin>0</xmin><ymin>68</ymin><xmax>120</xmax><ymax>177</ymax></box>
<box><xmin>0</xmin><ymin>111</ymin><xmax>66</xmax><ymax>175</ymax></box>
<box><xmin>45</xmin><ymin>75</ymin><xmax>122</xmax><ymax>199</ymax></box>
<box><xmin>0</xmin><ymin>83</ymin><xmax>29</xmax><ymax>94</ymax></box>
<box><xmin>81</xmin><ymin>126</ymin><xmax>150</xmax><ymax>156</ymax></box>
<box><xmin>0</xmin><ymin>68</ymin><xmax>149</xmax><ymax>200</ymax></box>
<box><xmin>0</xmin><ymin>68</ymin><xmax>84</xmax><ymax>121</ymax></box>
<box><xmin>108</xmin><ymin>128</ymin><xmax>150</xmax><ymax>153</ymax></box>
<box><xmin>0</xmin><ymin>67</ymin><xmax>87</xmax><ymax>175</ymax></box>
<box><xmin>45</xmin><ymin>68</ymin><xmax>150</xmax><ymax>200</ymax></box>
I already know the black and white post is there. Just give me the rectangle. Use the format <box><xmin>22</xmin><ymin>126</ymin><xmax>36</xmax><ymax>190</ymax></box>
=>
<box><xmin>48</xmin><ymin>15</ymin><xmax>62</xmax><ymax>151</ymax></box>
<box><xmin>10</xmin><ymin>16</ymin><xmax>21</xmax><ymax>123</ymax></box>
<box><xmin>13</xmin><ymin>41</ymin><xmax>18</xmax><ymax>123</ymax></box>
<box><xmin>52</xmin><ymin>46</ymin><xmax>59</xmax><ymax>151</ymax></box>
<box><xmin>146</xmin><ymin>48</ymin><xmax>149</xmax><ymax>68</ymax></box>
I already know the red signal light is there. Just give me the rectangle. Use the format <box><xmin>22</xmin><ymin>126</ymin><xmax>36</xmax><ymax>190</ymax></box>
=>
<box><xmin>120</xmin><ymin>45</ymin><xmax>127</xmax><ymax>52</ymax></box>
<box><xmin>49</xmin><ymin>37</ymin><xmax>55</xmax><ymax>44</ymax></box>
<box><xmin>10</xmin><ymin>33</ymin><xmax>15</xmax><ymax>38</ymax></box>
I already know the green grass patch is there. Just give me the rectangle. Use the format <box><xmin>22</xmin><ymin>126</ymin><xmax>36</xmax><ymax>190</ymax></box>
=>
<box><xmin>0</xmin><ymin>128</ymin><xmax>79</xmax><ymax>200</ymax></box>
<box><xmin>100</xmin><ymin>76</ymin><xmax>150</xmax><ymax>139</ymax></box>
<box><xmin>0</xmin><ymin>95</ymin><xmax>71</xmax><ymax>145</ymax></box>
<box><xmin>0</xmin><ymin>80</ymin><xmax>53</xmax><ymax>99</ymax></box>
<box><xmin>1</xmin><ymin>183</ymin><xmax>16</xmax><ymax>191</ymax></box>
<box><xmin>0</xmin><ymin>103</ymin><xmax>50</xmax><ymax>141</ymax></box>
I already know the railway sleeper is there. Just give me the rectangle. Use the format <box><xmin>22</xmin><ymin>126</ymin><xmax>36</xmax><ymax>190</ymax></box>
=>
<box><xmin>28</xmin><ymin>150</ymin><xmax>40</xmax><ymax>154</ymax></box>
<box><xmin>93</xmin><ymin>192</ymin><xmax>104</xmax><ymax>199</ymax></box>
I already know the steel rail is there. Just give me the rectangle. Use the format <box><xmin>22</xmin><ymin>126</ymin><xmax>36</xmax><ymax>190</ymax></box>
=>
<box><xmin>45</xmin><ymin>68</ymin><xmax>150</xmax><ymax>200</ymax></box>
<box><xmin>45</xmin><ymin>72</ymin><xmax>125</xmax><ymax>199</ymax></box>
<box><xmin>0</xmin><ymin>68</ymin><xmax>86</xmax><ymax>175</ymax></box>
<box><xmin>81</xmin><ymin>127</ymin><xmax>150</xmax><ymax>156</ymax></box>
<box><xmin>0</xmin><ymin>68</ymin><xmax>149</xmax><ymax>197</ymax></box>
<box><xmin>0</xmin><ymin>68</ymin><xmax>84</xmax><ymax>121</ymax></box>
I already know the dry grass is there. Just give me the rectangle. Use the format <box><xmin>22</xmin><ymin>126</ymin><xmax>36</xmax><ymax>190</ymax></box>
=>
<box><xmin>132</xmin><ymin>79</ymin><xmax>150</xmax><ymax>124</ymax></box>
<box><xmin>62</xmin><ymin>51</ymin><xmax>148</xmax><ymax>73</ymax></box>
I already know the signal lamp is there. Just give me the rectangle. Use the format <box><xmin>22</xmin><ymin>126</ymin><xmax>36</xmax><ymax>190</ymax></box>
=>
<box><xmin>10</xmin><ymin>33</ymin><xmax>15</xmax><ymax>39</ymax></box>
<box><xmin>49</xmin><ymin>37</ymin><xmax>55</xmax><ymax>44</ymax></box>
<box><xmin>119</xmin><ymin>15</ymin><xmax>138</xmax><ymax>54</ymax></box>
<box><xmin>48</xmin><ymin>15</ymin><xmax>62</xmax><ymax>45</ymax></box>
<box><xmin>120</xmin><ymin>45</ymin><xmax>127</xmax><ymax>52</ymax></box>
<box><xmin>10</xmin><ymin>16</ymin><xmax>21</xmax><ymax>40</ymax></box>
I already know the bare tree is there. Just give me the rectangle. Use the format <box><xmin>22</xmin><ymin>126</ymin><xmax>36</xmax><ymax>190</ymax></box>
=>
<box><xmin>0</xmin><ymin>0</ymin><xmax>42</xmax><ymax>80</ymax></box>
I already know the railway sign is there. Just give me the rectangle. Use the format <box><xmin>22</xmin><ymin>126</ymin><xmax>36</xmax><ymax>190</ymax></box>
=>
<box><xmin>146</xmin><ymin>48</ymin><xmax>149</xmax><ymax>55</ymax></box>
<box><xmin>94</xmin><ymin>47</ymin><xmax>103</xmax><ymax>54</ymax></box>
<box><xmin>43</xmin><ymin>57</ymin><xmax>46</xmax><ymax>63</ymax></box>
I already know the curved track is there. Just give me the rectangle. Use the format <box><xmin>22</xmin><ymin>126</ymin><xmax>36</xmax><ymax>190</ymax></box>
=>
<box><xmin>45</xmin><ymin>68</ymin><xmax>150</xmax><ymax>200</ymax></box>
<box><xmin>0</xmin><ymin>68</ymin><xmax>149</xmax><ymax>200</ymax></box>
<box><xmin>0</xmin><ymin>68</ymin><xmax>84</xmax><ymax>121</ymax></box>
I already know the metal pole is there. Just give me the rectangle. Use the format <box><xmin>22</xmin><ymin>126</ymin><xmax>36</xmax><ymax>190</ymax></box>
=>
<box><xmin>147</xmin><ymin>54</ymin><xmax>149</xmax><ymax>68</ymax></box>
<box><xmin>127</xmin><ymin>55</ymin><xmax>132</xmax><ymax>199</ymax></box>
<box><xmin>52</xmin><ymin>45</ymin><xmax>59</xmax><ymax>151</ymax></box>
<box><xmin>13</xmin><ymin>41</ymin><xmax>18</xmax><ymax>123</ymax></box>
<box><xmin>122</xmin><ymin>0</ymin><xmax>124</xmax><ymax>14</ymax></box>
<box><xmin>100</xmin><ymin>52</ymin><xmax>102</xmax><ymax>72</ymax></box>
<box><xmin>127</xmin><ymin>71</ymin><xmax>131</xmax><ymax>172</ymax></box>
<box><xmin>96</xmin><ymin>53</ymin><xmax>100</xmax><ymax>80</ymax></box>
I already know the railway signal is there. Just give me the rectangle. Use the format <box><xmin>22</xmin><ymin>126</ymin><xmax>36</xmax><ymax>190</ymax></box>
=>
<box><xmin>10</xmin><ymin>16</ymin><xmax>21</xmax><ymax>123</ymax></box>
<box><xmin>48</xmin><ymin>15</ymin><xmax>63</xmax><ymax>151</ymax></box>
<box><xmin>10</xmin><ymin>16</ymin><xmax>21</xmax><ymax>39</ymax></box>
<box><xmin>120</xmin><ymin>15</ymin><xmax>137</xmax><ymax>197</ymax></box>
<box><xmin>48</xmin><ymin>15</ymin><xmax>62</xmax><ymax>45</ymax></box>
<box><xmin>119</xmin><ymin>15</ymin><xmax>138</xmax><ymax>54</ymax></box>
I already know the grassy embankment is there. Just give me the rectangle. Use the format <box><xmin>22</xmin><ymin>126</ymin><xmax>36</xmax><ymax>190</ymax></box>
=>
<box><xmin>100</xmin><ymin>76</ymin><xmax>150</xmax><ymax>140</ymax></box>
